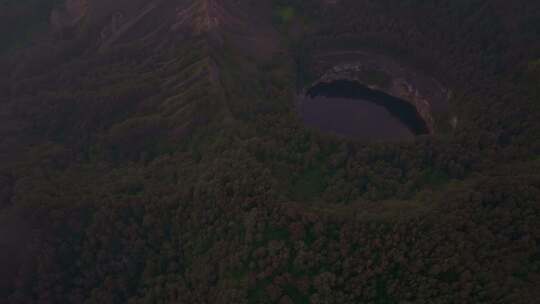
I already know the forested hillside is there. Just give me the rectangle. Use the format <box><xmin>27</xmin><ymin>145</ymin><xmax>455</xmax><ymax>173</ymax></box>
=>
<box><xmin>1</xmin><ymin>0</ymin><xmax>539</xmax><ymax>303</ymax></box>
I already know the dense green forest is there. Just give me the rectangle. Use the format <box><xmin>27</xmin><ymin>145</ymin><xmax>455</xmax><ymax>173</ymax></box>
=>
<box><xmin>1</xmin><ymin>0</ymin><xmax>539</xmax><ymax>303</ymax></box>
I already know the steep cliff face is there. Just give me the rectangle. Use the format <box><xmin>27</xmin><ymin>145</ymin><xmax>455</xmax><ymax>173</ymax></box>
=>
<box><xmin>307</xmin><ymin>50</ymin><xmax>450</xmax><ymax>134</ymax></box>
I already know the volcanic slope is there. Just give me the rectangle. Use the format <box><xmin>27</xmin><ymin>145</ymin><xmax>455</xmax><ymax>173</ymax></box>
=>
<box><xmin>2</xmin><ymin>0</ymin><xmax>284</xmax><ymax>162</ymax></box>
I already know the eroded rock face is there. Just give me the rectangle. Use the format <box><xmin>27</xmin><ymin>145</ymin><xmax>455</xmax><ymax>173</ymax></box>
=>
<box><xmin>48</xmin><ymin>0</ymin><xmax>279</xmax><ymax>58</ymax></box>
<box><xmin>308</xmin><ymin>50</ymin><xmax>450</xmax><ymax>134</ymax></box>
<box><xmin>173</xmin><ymin>0</ymin><xmax>245</xmax><ymax>35</ymax></box>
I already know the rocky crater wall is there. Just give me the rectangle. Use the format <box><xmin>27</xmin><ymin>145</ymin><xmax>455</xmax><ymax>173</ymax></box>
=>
<box><xmin>306</xmin><ymin>50</ymin><xmax>450</xmax><ymax>134</ymax></box>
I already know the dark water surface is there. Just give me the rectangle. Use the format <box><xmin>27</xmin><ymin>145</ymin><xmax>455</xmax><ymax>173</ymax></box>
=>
<box><xmin>299</xmin><ymin>80</ymin><xmax>429</xmax><ymax>141</ymax></box>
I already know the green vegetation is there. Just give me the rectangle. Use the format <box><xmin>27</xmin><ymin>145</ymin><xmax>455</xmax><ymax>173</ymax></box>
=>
<box><xmin>1</xmin><ymin>0</ymin><xmax>540</xmax><ymax>303</ymax></box>
<box><xmin>275</xmin><ymin>6</ymin><xmax>295</xmax><ymax>24</ymax></box>
<box><xmin>290</xmin><ymin>166</ymin><xmax>327</xmax><ymax>201</ymax></box>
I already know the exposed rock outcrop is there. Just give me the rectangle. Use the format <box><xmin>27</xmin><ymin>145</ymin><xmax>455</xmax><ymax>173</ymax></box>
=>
<box><xmin>308</xmin><ymin>50</ymin><xmax>450</xmax><ymax>133</ymax></box>
<box><xmin>172</xmin><ymin>0</ymin><xmax>244</xmax><ymax>35</ymax></box>
<box><xmin>49</xmin><ymin>0</ymin><xmax>279</xmax><ymax>57</ymax></box>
